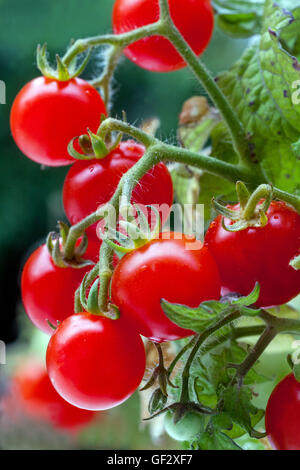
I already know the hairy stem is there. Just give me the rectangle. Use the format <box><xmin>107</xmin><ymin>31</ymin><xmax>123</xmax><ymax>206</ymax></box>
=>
<box><xmin>180</xmin><ymin>310</ymin><xmax>242</xmax><ymax>403</ymax></box>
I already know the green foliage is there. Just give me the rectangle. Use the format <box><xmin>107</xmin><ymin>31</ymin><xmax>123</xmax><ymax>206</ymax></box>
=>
<box><xmin>216</xmin><ymin>0</ymin><xmax>300</xmax><ymax>194</ymax></box>
<box><xmin>161</xmin><ymin>283</ymin><xmax>261</xmax><ymax>333</ymax></box>
<box><xmin>213</xmin><ymin>0</ymin><xmax>265</xmax><ymax>38</ymax></box>
<box><xmin>161</xmin><ymin>287</ymin><xmax>269</xmax><ymax>450</ymax></box>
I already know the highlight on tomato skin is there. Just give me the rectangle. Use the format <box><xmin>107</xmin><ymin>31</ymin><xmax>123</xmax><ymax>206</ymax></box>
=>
<box><xmin>5</xmin><ymin>359</ymin><xmax>97</xmax><ymax>434</ymax></box>
<box><xmin>112</xmin><ymin>0</ymin><xmax>214</xmax><ymax>72</ymax></box>
<box><xmin>10</xmin><ymin>76</ymin><xmax>107</xmax><ymax>167</ymax></box>
<box><xmin>265</xmin><ymin>373</ymin><xmax>300</xmax><ymax>450</ymax></box>
<box><xmin>111</xmin><ymin>232</ymin><xmax>221</xmax><ymax>343</ymax></box>
<box><xmin>46</xmin><ymin>313</ymin><xmax>146</xmax><ymax>411</ymax></box>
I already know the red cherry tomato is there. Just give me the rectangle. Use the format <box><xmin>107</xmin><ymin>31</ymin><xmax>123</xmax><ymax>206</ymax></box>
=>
<box><xmin>111</xmin><ymin>232</ymin><xmax>221</xmax><ymax>342</ymax></box>
<box><xmin>265</xmin><ymin>373</ymin><xmax>300</xmax><ymax>450</ymax></box>
<box><xmin>10</xmin><ymin>77</ymin><xmax>106</xmax><ymax>166</ymax></box>
<box><xmin>21</xmin><ymin>242</ymin><xmax>97</xmax><ymax>335</ymax></box>
<box><xmin>46</xmin><ymin>313</ymin><xmax>146</xmax><ymax>410</ymax></box>
<box><xmin>63</xmin><ymin>140</ymin><xmax>173</xmax><ymax>228</ymax></box>
<box><xmin>12</xmin><ymin>359</ymin><xmax>96</xmax><ymax>432</ymax></box>
<box><xmin>112</xmin><ymin>0</ymin><xmax>214</xmax><ymax>72</ymax></box>
<box><xmin>204</xmin><ymin>201</ymin><xmax>300</xmax><ymax>308</ymax></box>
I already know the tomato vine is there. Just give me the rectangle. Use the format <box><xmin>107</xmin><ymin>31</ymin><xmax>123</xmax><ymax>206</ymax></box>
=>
<box><xmin>12</xmin><ymin>0</ymin><xmax>300</xmax><ymax>451</ymax></box>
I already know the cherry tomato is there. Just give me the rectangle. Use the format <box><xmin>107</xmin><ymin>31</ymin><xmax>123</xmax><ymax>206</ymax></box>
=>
<box><xmin>164</xmin><ymin>410</ymin><xmax>204</xmax><ymax>441</ymax></box>
<box><xmin>21</xmin><ymin>242</ymin><xmax>97</xmax><ymax>335</ymax></box>
<box><xmin>204</xmin><ymin>201</ymin><xmax>300</xmax><ymax>308</ymax></box>
<box><xmin>63</xmin><ymin>140</ymin><xmax>174</xmax><ymax>231</ymax></box>
<box><xmin>12</xmin><ymin>359</ymin><xmax>96</xmax><ymax>432</ymax></box>
<box><xmin>46</xmin><ymin>313</ymin><xmax>146</xmax><ymax>410</ymax></box>
<box><xmin>10</xmin><ymin>77</ymin><xmax>106</xmax><ymax>166</ymax></box>
<box><xmin>111</xmin><ymin>232</ymin><xmax>221</xmax><ymax>343</ymax></box>
<box><xmin>112</xmin><ymin>0</ymin><xmax>214</xmax><ymax>72</ymax></box>
<box><xmin>265</xmin><ymin>373</ymin><xmax>300</xmax><ymax>450</ymax></box>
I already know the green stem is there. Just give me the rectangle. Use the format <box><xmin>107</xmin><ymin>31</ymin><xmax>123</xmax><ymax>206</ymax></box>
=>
<box><xmin>98</xmin><ymin>239</ymin><xmax>114</xmax><ymax>313</ymax></box>
<box><xmin>64</xmin><ymin>212</ymin><xmax>102</xmax><ymax>260</ymax></box>
<box><xmin>233</xmin><ymin>326</ymin><xmax>277</xmax><ymax>385</ymax></box>
<box><xmin>273</xmin><ymin>187</ymin><xmax>300</xmax><ymax>213</ymax></box>
<box><xmin>180</xmin><ymin>309</ymin><xmax>241</xmax><ymax>403</ymax></box>
<box><xmin>74</xmin><ymin>261</ymin><xmax>99</xmax><ymax>313</ymax></box>
<box><xmin>157</xmin><ymin>0</ymin><xmax>251</xmax><ymax>169</ymax></box>
<box><xmin>90</xmin><ymin>46</ymin><xmax>123</xmax><ymax>108</ymax></box>
<box><xmin>167</xmin><ymin>336</ymin><xmax>197</xmax><ymax>378</ymax></box>
<box><xmin>62</xmin><ymin>22</ymin><xmax>164</xmax><ymax>66</ymax></box>
<box><xmin>242</xmin><ymin>184</ymin><xmax>273</xmax><ymax>219</ymax></box>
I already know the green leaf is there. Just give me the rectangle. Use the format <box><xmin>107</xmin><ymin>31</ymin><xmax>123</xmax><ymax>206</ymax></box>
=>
<box><xmin>193</xmin><ymin>424</ymin><xmax>242</xmax><ymax>450</ymax></box>
<box><xmin>161</xmin><ymin>285</ymin><xmax>261</xmax><ymax>333</ymax></box>
<box><xmin>221</xmin><ymin>385</ymin><xmax>265</xmax><ymax>437</ymax></box>
<box><xmin>216</xmin><ymin>0</ymin><xmax>300</xmax><ymax>194</ymax></box>
<box><xmin>232</xmin><ymin>282</ymin><xmax>260</xmax><ymax>307</ymax></box>
<box><xmin>213</xmin><ymin>0</ymin><xmax>300</xmax><ymax>39</ymax></box>
<box><xmin>160</xmin><ymin>298</ymin><xmax>223</xmax><ymax>333</ymax></box>
<box><xmin>213</xmin><ymin>0</ymin><xmax>265</xmax><ymax>38</ymax></box>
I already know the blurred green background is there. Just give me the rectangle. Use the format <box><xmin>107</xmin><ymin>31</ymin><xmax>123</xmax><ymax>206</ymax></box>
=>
<box><xmin>0</xmin><ymin>0</ymin><xmax>247</xmax><ymax>449</ymax></box>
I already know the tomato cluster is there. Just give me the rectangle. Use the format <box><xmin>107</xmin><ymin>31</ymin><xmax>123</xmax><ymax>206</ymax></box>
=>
<box><xmin>10</xmin><ymin>2</ymin><xmax>300</xmax><ymax>452</ymax></box>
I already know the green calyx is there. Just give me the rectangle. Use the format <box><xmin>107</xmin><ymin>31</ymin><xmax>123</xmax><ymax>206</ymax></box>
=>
<box><xmin>46</xmin><ymin>221</ymin><xmax>94</xmax><ymax>269</ymax></box>
<box><xmin>102</xmin><ymin>204</ymin><xmax>162</xmax><ymax>258</ymax></box>
<box><xmin>213</xmin><ymin>182</ymin><xmax>273</xmax><ymax>232</ymax></box>
<box><xmin>79</xmin><ymin>272</ymin><xmax>120</xmax><ymax>319</ymax></box>
<box><xmin>37</xmin><ymin>43</ymin><xmax>92</xmax><ymax>81</ymax></box>
<box><xmin>67</xmin><ymin>117</ymin><xmax>122</xmax><ymax>161</ymax></box>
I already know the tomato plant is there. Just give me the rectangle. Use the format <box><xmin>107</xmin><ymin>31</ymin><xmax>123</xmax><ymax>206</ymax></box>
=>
<box><xmin>205</xmin><ymin>201</ymin><xmax>300</xmax><ymax>308</ymax></box>
<box><xmin>111</xmin><ymin>233</ymin><xmax>221</xmax><ymax>342</ymax></box>
<box><xmin>46</xmin><ymin>313</ymin><xmax>146</xmax><ymax>410</ymax></box>
<box><xmin>21</xmin><ymin>243</ymin><xmax>97</xmax><ymax>334</ymax></box>
<box><xmin>11</xmin><ymin>0</ymin><xmax>300</xmax><ymax>452</ymax></box>
<box><xmin>63</xmin><ymin>140</ymin><xmax>173</xmax><ymax>228</ymax></box>
<box><xmin>112</xmin><ymin>0</ymin><xmax>214</xmax><ymax>72</ymax></box>
<box><xmin>12</xmin><ymin>359</ymin><xmax>96</xmax><ymax>432</ymax></box>
<box><xmin>265</xmin><ymin>373</ymin><xmax>300</xmax><ymax>450</ymax></box>
<box><xmin>10</xmin><ymin>77</ymin><xmax>106</xmax><ymax>166</ymax></box>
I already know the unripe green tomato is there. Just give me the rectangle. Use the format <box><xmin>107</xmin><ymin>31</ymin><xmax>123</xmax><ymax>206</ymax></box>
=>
<box><xmin>164</xmin><ymin>411</ymin><xmax>204</xmax><ymax>442</ymax></box>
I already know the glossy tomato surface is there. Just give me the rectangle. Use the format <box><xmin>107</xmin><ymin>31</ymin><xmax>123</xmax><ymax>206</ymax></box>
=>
<box><xmin>10</xmin><ymin>77</ymin><xmax>106</xmax><ymax>166</ymax></box>
<box><xmin>113</xmin><ymin>0</ymin><xmax>214</xmax><ymax>72</ymax></box>
<box><xmin>111</xmin><ymin>232</ymin><xmax>221</xmax><ymax>342</ymax></box>
<box><xmin>205</xmin><ymin>201</ymin><xmax>300</xmax><ymax>308</ymax></box>
<box><xmin>265</xmin><ymin>373</ymin><xmax>300</xmax><ymax>450</ymax></box>
<box><xmin>63</xmin><ymin>140</ymin><xmax>173</xmax><ymax>227</ymax></box>
<box><xmin>46</xmin><ymin>313</ymin><xmax>146</xmax><ymax>410</ymax></box>
<box><xmin>21</xmin><ymin>243</ymin><xmax>95</xmax><ymax>335</ymax></box>
<box><xmin>13</xmin><ymin>359</ymin><xmax>96</xmax><ymax>432</ymax></box>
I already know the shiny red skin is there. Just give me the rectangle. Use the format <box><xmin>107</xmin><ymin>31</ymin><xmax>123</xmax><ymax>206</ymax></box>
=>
<box><xmin>46</xmin><ymin>313</ymin><xmax>146</xmax><ymax>410</ymax></box>
<box><xmin>204</xmin><ymin>201</ymin><xmax>300</xmax><ymax>308</ymax></box>
<box><xmin>10</xmin><ymin>77</ymin><xmax>106</xmax><ymax>166</ymax></box>
<box><xmin>112</xmin><ymin>0</ymin><xmax>214</xmax><ymax>72</ymax></box>
<box><xmin>265</xmin><ymin>373</ymin><xmax>300</xmax><ymax>450</ymax></box>
<box><xmin>13</xmin><ymin>360</ymin><xmax>96</xmax><ymax>432</ymax></box>
<box><xmin>63</xmin><ymin>140</ymin><xmax>174</xmax><ymax>228</ymax></box>
<box><xmin>21</xmin><ymin>243</ymin><xmax>94</xmax><ymax>335</ymax></box>
<box><xmin>111</xmin><ymin>233</ymin><xmax>221</xmax><ymax>342</ymax></box>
